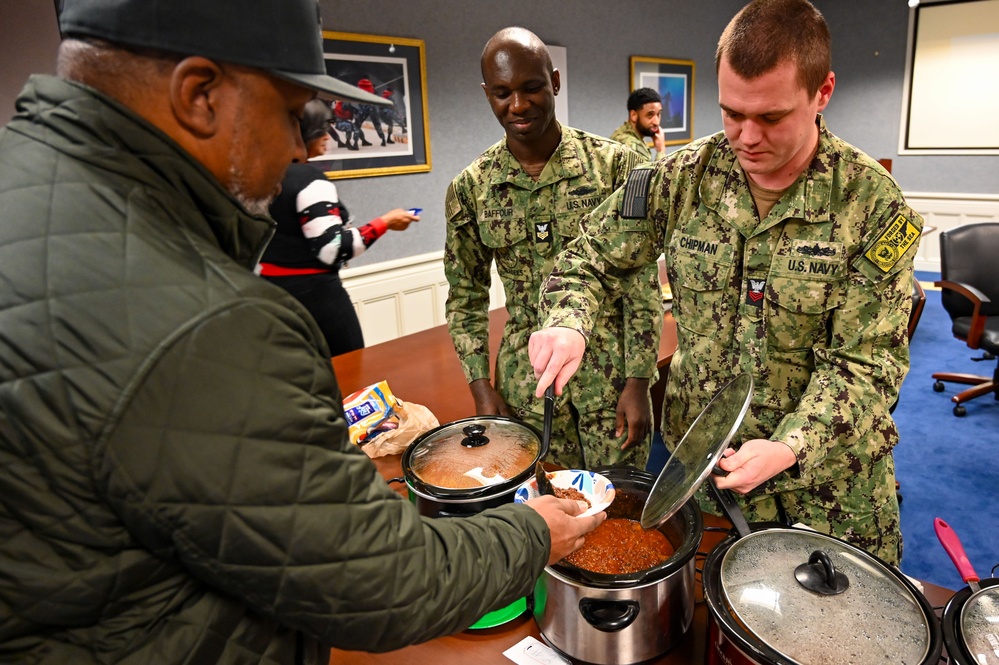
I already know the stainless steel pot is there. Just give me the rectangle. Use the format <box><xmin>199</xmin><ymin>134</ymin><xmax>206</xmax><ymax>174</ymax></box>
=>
<box><xmin>534</xmin><ymin>467</ymin><xmax>703</xmax><ymax>665</ymax></box>
<box><xmin>392</xmin><ymin>415</ymin><xmax>542</xmax><ymax>518</ymax></box>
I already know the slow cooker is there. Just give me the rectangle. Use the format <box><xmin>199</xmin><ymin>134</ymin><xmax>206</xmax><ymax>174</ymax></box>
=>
<box><xmin>390</xmin><ymin>415</ymin><xmax>543</xmax><ymax>629</ymax></box>
<box><xmin>701</xmin><ymin>441</ymin><xmax>943</xmax><ymax>665</ymax></box>
<box><xmin>536</xmin><ymin>374</ymin><xmax>755</xmax><ymax>665</ymax></box>
<box><xmin>702</xmin><ymin>524</ymin><xmax>944</xmax><ymax>665</ymax></box>
<box><xmin>391</xmin><ymin>415</ymin><xmax>542</xmax><ymax>518</ymax></box>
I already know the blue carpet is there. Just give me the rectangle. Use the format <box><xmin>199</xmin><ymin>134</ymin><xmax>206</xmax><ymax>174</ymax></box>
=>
<box><xmin>647</xmin><ymin>270</ymin><xmax>998</xmax><ymax>591</ymax></box>
<box><xmin>894</xmin><ymin>271</ymin><xmax>998</xmax><ymax>590</ymax></box>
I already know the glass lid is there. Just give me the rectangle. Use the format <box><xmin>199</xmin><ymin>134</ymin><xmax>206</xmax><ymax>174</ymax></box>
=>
<box><xmin>409</xmin><ymin>417</ymin><xmax>540</xmax><ymax>490</ymax></box>
<box><xmin>721</xmin><ymin>529</ymin><xmax>933</xmax><ymax>665</ymax></box>
<box><xmin>640</xmin><ymin>373</ymin><xmax>753</xmax><ymax>529</ymax></box>
<box><xmin>960</xmin><ymin>586</ymin><xmax>999</xmax><ymax>664</ymax></box>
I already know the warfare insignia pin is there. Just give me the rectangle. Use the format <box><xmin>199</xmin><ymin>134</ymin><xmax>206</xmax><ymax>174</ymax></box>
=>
<box><xmin>567</xmin><ymin>186</ymin><xmax>597</xmax><ymax>196</ymax></box>
<box><xmin>535</xmin><ymin>222</ymin><xmax>552</xmax><ymax>246</ymax></box>
<box><xmin>798</xmin><ymin>243</ymin><xmax>836</xmax><ymax>257</ymax></box>
<box><xmin>864</xmin><ymin>213</ymin><xmax>919</xmax><ymax>273</ymax></box>
<box><xmin>746</xmin><ymin>278</ymin><xmax>766</xmax><ymax>308</ymax></box>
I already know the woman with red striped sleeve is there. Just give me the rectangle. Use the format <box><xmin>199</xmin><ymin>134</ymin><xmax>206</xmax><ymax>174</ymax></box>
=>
<box><xmin>258</xmin><ymin>99</ymin><xmax>419</xmax><ymax>355</ymax></box>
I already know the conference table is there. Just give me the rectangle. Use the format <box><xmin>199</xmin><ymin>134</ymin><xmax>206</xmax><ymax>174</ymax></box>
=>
<box><xmin>328</xmin><ymin>308</ymin><xmax>955</xmax><ymax>664</ymax></box>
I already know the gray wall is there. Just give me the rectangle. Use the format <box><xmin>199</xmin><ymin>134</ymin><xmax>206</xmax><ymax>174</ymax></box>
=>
<box><xmin>323</xmin><ymin>0</ymin><xmax>741</xmax><ymax>267</ymax></box>
<box><xmin>2</xmin><ymin>1</ymin><xmax>995</xmax><ymax>270</ymax></box>
<box><xmin>331</xmin><ymin>0</ymin><xmax>997</xmax><ymax>268</ymax></box>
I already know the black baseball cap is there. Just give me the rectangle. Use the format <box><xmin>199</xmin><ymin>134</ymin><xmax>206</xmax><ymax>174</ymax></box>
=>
<box><xmin>57</xmin><ymin>0</ymin><xmax>389</xmax><ymax>106</ymax></box>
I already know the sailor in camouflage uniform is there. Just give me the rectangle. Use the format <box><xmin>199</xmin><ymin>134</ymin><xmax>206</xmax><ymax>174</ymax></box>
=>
<box><xmin>609</xmin><ymin>87</ymin><xmax>665</xmax><ymax>162</ymax></box>
<box><xmin>529</xmin><ymin>0</ymin><xmax>919</xmax><ymax>565</ymax></box>
<box><xmin>445</xmin><ymin>27</ymin><xmax>659</xmax><ymax>469</ymax></box>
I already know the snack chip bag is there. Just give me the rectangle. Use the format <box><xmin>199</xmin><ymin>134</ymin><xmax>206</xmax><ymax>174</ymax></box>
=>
<box><xmin>343</xmin><ymin>380</ymin><xmax>398</xmax><ymax>446</ymax></box>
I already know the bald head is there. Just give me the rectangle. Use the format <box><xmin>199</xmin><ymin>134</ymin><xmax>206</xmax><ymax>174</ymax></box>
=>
<box><xmin>478</xmin><ymin>26</ymin><xmax>561</xmax><ymax>157</ymax></box>
<box><xmin>480</xmin><ymin>27</ymin><xmax>553</xmax><ymax>82</ymax></box>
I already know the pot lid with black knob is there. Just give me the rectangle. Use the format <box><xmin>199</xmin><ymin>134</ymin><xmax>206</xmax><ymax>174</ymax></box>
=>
<box><xmin>718</xmin><ymin>527</ymin><xmax>936</xmax><ymax>664</ymax></box>
<box><xmin>405</xmin><ymin>416</ymin><xmax>541</xmax><ymax>494</ymax></box>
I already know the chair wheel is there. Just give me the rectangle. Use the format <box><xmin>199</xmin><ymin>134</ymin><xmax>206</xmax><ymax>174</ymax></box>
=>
<box><xmin>954</xmin><ymin>404</ymin><xmax>967</xmax><ymax>417</ymax></box>
<box><xmin>933</xmin><ymin>381</ymin><xmax>946</xmax><ymax>392</ymax></box>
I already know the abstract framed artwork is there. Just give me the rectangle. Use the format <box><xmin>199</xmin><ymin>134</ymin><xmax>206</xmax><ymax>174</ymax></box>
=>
<box><xmin>629</xmin><ymin>56</ymin><xmax>695</xmax><ymax>146</ymax></box>
<box><xmin>313</xmin><ymin>32</ymin><xmax>432</xmax><ymax>179</ymax></box>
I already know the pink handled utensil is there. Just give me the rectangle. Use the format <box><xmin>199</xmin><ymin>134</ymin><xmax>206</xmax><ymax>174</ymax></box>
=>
<box><xmin>934</xmin><ymin>517</ymin><xmax>981</xmax><ymax>593</ymax></box>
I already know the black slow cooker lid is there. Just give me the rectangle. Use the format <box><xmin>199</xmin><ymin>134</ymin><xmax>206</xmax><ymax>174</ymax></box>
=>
<box><xmin>640</xmin><ymin>373</ymin><xmax>753</xmax><ymax>530</ymax></box>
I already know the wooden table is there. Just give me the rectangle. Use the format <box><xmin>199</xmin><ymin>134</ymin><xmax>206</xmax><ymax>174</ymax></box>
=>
<box><xmin>333</xmin><ymin>307</ymin><xmax>677</xmax><ymax>483</ymax></box>
<box><xmin>328</xmin><ymin>311</ymin><xmax>954</xmax><ymax>664</ymax></box>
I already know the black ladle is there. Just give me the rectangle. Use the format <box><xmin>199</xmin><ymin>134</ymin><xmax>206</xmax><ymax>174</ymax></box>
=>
<box><xmin>535</xmin><ymin>384</ymin><xmax>556</xmax><ymax>496</ymax></box>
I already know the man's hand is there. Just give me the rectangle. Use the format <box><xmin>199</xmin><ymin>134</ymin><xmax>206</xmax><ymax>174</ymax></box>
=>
<box><xmin>615</xmin><ymin>377</ymin><xmax>651</xmax><ymax>450</ymax></box>
<box><xmin>525</xmin><ymin>495</ymin><xmax>605</xmax><ymax>565</ymax></box>
<box><xmin>469</xmin><ymin>378</ymin><xmax>512</xmax><ymax>417</ymax></box>
<box><xmin>712</xmin><ymin>439</ymin><xmax>798</xmax><ymax>494</ymax></box>
<box><xmin>652</xmin><ymin>128</ymin><xmax>665</xmax><ymax>156</ymax></box>
<box><xmin>528</xmin><ymin>328</ymin><xmax>586</xmax><ymax>398</ymax></box>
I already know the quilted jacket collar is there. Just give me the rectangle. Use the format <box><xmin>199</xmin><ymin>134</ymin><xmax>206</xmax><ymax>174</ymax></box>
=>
<box><xmin>11</xmin><ymin>75</ymin><xmax>274</xmax><ymax>268</ymax></box>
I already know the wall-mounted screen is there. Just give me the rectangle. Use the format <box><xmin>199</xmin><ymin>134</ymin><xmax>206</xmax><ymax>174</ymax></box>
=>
<box><xmin>899</xmin><ymin>0</ymin><xmax>999</xmax><ymax>154</ymax></box>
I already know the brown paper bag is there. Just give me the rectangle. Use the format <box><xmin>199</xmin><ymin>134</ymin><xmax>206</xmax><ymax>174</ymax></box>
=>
<box><xmin>360</xmin><ymin>399</ymin><xmax>439</xmax><ymax>458</ymax></box>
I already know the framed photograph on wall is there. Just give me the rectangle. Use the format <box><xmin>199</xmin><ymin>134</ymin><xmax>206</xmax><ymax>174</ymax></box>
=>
<box><xmin>313</xmin><ymin>32</ymin><xmax>431</xmax><ymax>179</ymax></box>
<box><xmin>629</xmin><ymin>56</ymin><xmax>695</xmax><ymax>146</ymax></box>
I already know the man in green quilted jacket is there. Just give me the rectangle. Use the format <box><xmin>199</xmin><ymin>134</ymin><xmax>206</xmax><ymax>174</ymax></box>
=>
<box><xmin>0</xmin><ymin>1</ymin><xmax>602</xmax><ymax>663</ymax></box>
<box><xmin>529</xmin><ymin>0</ymin><xmax>920</xmax><ymax>566</ymax></box>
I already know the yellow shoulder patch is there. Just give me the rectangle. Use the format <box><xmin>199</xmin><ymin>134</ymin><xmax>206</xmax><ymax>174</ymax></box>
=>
<box><xmin>864</xmin><ymin>214</ymin><xmax>919</xmax><ymax>273</ymax></box>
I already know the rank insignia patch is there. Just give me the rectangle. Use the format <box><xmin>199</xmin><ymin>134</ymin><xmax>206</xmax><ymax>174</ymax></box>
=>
<box><xmin>865</xmin><ymin>213</ymin><xmax>919</xmax><ymax>273</ymax></box>
<box><xmin>746</xmin><ymin>278</ymin><xmax>766</xmax><ymax>308</ymax></box>
<box><xmin>535</xmin><ymin>221</ymin><xmax>552</xmax><ymax>246</ymax></box>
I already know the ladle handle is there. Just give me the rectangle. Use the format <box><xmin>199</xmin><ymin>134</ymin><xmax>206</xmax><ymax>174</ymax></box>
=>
<box><xmin>540</xmin><ymin>383</ymin><xmax>555</xmax><ymax>458</ymax></box>
<box><xmin>935</xmin><ymin>517</ymin><xmax>980</xmax><ymax>586</ymax></box>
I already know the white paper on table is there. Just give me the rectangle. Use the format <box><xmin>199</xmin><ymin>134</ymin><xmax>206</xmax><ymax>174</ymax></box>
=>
<box><xmin>502</xmin><ymin>636</ymin><xmax>571</xmax><ymax>665</ymax></box>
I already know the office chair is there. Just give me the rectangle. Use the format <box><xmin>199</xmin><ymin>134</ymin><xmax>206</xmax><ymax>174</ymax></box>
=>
<box><xmin>930</xmin><ymin>223</ymin><xmax>999</xmax><ymax>417</ymax></box>
<box><xmin>908</xmin><ymin>278</ymin><xmax>927</xmax><ymax>341</ymax></box>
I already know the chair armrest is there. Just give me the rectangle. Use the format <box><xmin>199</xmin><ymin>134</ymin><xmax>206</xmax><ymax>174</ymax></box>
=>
<box><xmin>935</xmin><ymin>279</ymin><xmax>992</xmax><ymax>348</ymax></box>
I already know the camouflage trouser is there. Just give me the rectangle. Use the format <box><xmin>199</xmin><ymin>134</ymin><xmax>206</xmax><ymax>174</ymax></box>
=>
<box><xmin>333</xmin><ymin>119</ymin><xmax>358</xmax><ymax>143</ymax></box>
<box><xmin>510</xmin><ymin>398</ymin><xmax>651</xmax><ymax>471</ymax></box>
<box><xmin>697</xmin><ymin>453</ymin><xmax>902</xmax><ymax>566</ymax></box>
<box><xmin>354</xmin><ymin>105</ymin><xmax>385</xmax><ymax>141</ymax></box>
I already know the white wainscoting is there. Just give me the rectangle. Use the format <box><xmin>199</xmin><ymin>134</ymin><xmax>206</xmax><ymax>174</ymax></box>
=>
<box><xmin>341</xmin><ymin>193</ymin><xmax>999</xmax><ymax>344</ymax></box>
<box><xmin>907</xmin><ymin>192</ymin><xmax>999</xmax><ymax>273</ymax></box>
<box><xmin>340</xmin><ymin>252</ymin><xmax>505</xmax><ymax>346</ymax></box>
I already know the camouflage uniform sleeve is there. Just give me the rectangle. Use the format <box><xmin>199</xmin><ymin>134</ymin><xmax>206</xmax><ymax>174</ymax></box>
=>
<box><xmin>771</xmin><ymin>201</ymin><xmax>923</xmax><ymax>481</ymax></box>
<box><xmin>613</xmin><ymin>149</ymin><xmax>662</xmax><ymax>380</ymax></box>
<box><xmin>444</xmin><ymin>174</ymin><xmax>493</xmax><ymax>384</ymax></box>
<box><xmin>541</xmin><ymin>162</ymin><xmax>666</xmax><ymax>357</ymax></box>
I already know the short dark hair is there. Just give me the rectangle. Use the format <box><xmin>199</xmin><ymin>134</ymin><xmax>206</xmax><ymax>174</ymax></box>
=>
<box><xmin>627</xmin><ymin>87</ymin><xmax>661</xmax><ymax>112</ymax></box>
<box><xmin>715</xmin><ymin>0</ymin><xmax>831</xmax><ymax>96</ymax></box>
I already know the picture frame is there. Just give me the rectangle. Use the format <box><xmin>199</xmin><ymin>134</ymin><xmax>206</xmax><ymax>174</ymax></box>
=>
<box><xmin>629</xmin><ymin>56</ymin><xmax>695</xmax><ymax>146</ymax></box>
<box><xmin>313</xmin><ymin>32</ymin><xmax>432</xmax><ymax>179</ymax></box>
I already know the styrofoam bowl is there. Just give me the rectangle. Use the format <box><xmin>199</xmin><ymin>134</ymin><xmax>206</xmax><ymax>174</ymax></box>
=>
<box><xmin>514</xmin><ymin>469</ymin><xmax>615</xmax><ymax>518</ymax></box>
